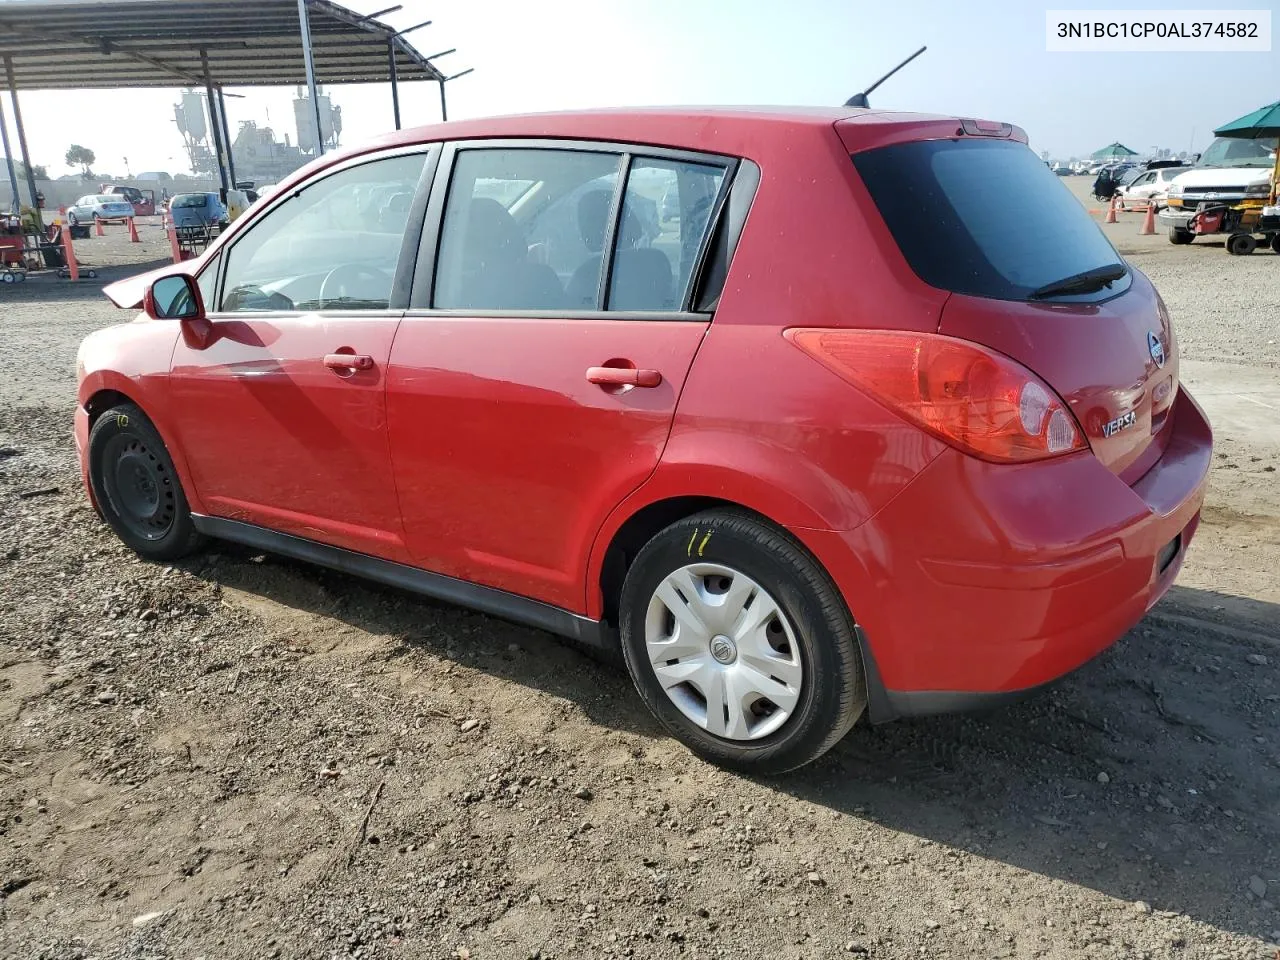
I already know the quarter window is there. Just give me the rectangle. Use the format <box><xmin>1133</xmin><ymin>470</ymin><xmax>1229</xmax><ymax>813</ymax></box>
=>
<box><xmin>196</xmin><ymin>252</ymin><xmax>220</xmax><ymax>308</ymax></box>
<box><xmin>218</xmin><ymin>152</ymin><xmax>426</xmax><ymax>312</ymax></box>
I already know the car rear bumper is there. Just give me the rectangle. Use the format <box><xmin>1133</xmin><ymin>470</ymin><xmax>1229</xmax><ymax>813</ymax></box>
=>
<box><xmin>794</xmin><ymin>388</ymin><xmax>1212</xmax><ymax>721</ymax></box>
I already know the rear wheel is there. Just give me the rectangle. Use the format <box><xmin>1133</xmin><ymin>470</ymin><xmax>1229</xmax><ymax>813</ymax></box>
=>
<box><xmin>88</xmin><ymin>403</ymin><xmax>204</xmax><ymax>561</ymax></box>
<box><xmin>1226</xmin><ymin>233</ymin><xmax>1257</xmax><ymax>256</ymax></box>
<box><xmin>1270</xmin><ymin>234</ymin><xmax>1280</xmax><ymax>254</ymax></box>
<box><xmin>1169</xmin><ymin>227</ymin><xmax>1194</xmax><ymax>245</ymax></box>
<box><xmin>618</xmin><ymin>510</ymin><xmax>865</xmax><ymax>774</ymax></box>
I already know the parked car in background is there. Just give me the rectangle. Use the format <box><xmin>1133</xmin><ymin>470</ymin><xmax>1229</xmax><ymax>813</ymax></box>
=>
<box><xmin>79</xmin><ymin>106</ymin><xmax>1210</xmax><ymax>774</ymax></box>
<box><xmin>1116</xmin><ymin>166</ymin><xmax>1188</xmax><ymax>210</ymax></box>
<box><xmin>101</xmin><ymin>184</ymin><xmax>156</xmax><ymax>217</ymax></box>
<box><xmin>66</xmin><ymin>194</ymin><xmax>137</xmax><ymax>225</ymax></box>
<box><xmin>168</xmin><ymin>192</ymin><xmax>229</xmax><ymax>232</ymax></box>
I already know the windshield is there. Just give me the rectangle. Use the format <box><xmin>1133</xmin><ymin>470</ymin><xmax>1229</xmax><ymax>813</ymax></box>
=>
<box><xmin>1197</xmin><ymin>136</ymin><xmax>1277</xmax><ymax>168</ymax></box>
<box><xmin>853</xmin><ymin>138</ymin><xmax>1125</xmax><ymax>302</ymax></box>
<box><xmin>172</xmin><ymin>194</ymin><xmax>210</xmax><ymax>208</ymax></box>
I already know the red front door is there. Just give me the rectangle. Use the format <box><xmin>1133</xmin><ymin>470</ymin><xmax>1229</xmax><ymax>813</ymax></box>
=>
<box><xmin>386</xmin><ymin>317</ymin><xmax>707</xmax><ymax>611</ymax></box>
<box><xmin>168</xmin><ymin>314</ymin><xmax>409</xmax><ymax>560</ymax></box>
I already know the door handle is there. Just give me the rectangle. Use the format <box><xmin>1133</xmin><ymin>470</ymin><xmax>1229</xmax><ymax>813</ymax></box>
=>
<box><xmin>324</xmin><ymin>353</ymin><xmax>374</xmax><ymax>371</ymax></box>
<box><xmin>586</xmin><ymin>366</ymin><xmax>662</xmax><ymax>388</ymax></box>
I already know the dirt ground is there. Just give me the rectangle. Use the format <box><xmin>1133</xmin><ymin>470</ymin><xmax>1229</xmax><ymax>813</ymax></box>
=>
<box><xmin>1</xmin><ymin>186</ymin><xmax>1278</xmax><ymax>960</ymax></box>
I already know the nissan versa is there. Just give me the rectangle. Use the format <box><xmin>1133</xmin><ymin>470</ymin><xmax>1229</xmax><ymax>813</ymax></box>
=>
<box><xmin>76</xmin><ymin>107</ymin><xmax>1211</xmax><ymax>773</ymax></box>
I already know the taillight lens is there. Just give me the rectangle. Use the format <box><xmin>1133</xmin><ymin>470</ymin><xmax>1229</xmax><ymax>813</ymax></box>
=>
<box><xmin>786</xmin><ymin>328</ymin><xmax>1086</xmax><ymax>463</ymax></box>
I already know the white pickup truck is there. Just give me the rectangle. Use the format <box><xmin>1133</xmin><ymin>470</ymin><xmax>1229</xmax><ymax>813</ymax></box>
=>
<box><xmin>1159</xmin><ymin>136</ymin><xmax>1277</xmax><ymax>249</ymax></box>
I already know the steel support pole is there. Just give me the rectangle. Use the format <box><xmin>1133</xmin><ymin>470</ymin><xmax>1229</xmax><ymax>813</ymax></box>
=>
<box><xmin>4</xmin><ymin>57</ymin><xmax>40</xmax><ymax>213</ymax></box>
<box><xmin>200</xmin><ymin>49</ymin><xmax>229</xmax><ymax>194</ymax></box>
<box><xmin>217</xmin><ymin>86</ymin><xmax>237</xmax><ymax>186</ymax></box>
<box><xmin>297</xmin><ymin>0</ymin><xmax>325</xmax><ymax>155</ymax></box>
<box><xmin>0</xmin><ymin>94</ymin><xmax>20</xmax><ymax>213</ymax></box>
<box><xmin>438</xmin><ymin>78</ymin><xmax>447</xmax><ymax>122</ymax></box>
<box><xmin>388</xmin><ymin>43</ymin><xmax>401</xmax><ymax>130</ymax></box>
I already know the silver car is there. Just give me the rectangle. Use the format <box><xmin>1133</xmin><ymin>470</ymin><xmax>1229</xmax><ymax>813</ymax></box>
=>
<box><xmin>66</xmin><ymin>194</ymin><xmax>136</xmax><ymax>225</ymax></box>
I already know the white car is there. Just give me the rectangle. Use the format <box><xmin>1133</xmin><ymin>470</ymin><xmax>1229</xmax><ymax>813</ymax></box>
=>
<box><xmin>1115</xmin><ymin>167</ymin><xmax>1188</xmax><ymax>210</ymax></box>
<box><xmin>66</xmin><ymin>194</ymin><xmax>136</xmax><ymax>225</ymax></box>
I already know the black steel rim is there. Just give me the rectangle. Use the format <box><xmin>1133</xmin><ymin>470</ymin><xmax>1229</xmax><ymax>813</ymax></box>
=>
<box><xmin>100</xmin><ymin>433</ymin><xmax>176</xmax><ymax>541</ymax></box>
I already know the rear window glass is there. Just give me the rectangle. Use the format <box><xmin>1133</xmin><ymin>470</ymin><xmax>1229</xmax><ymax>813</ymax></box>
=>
<box><xmin>853</xmin><ymin>139</ymin><xmax>1125</xmax><ymax>302</ymax></box>
<box><xmin>172</xmin><ymin>194</ymin><xmax>210</xmax><ymax>208</ymax></box>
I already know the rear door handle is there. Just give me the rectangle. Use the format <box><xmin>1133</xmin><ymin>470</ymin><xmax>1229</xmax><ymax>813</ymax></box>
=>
<box><xmin>586</xmin><ymin>366</ymin><xmax>662</xmax><ymax>388</ymax></box>
<box><xmin>324</xmin><ymin>353</ymin><xmax>374</xmax><ymax>371</ymax></box>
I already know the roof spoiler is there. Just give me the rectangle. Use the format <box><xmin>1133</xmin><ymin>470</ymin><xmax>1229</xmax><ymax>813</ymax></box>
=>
<box><xmin>844</xmin><ymin>46</ymin><xmax>926</xmax><ymax>109</ymax></box>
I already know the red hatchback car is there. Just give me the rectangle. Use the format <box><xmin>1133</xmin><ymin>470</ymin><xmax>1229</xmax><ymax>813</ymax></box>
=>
<box><xmin>78</xmin><ymin>107</ymin><xmax>1211</xmax><ymax>773</ymax></box>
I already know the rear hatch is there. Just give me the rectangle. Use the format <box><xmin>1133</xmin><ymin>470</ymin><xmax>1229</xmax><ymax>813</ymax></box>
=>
<box><xmin>848</xmin><ymin>131</ymin><xmax>1177</xmax><ymax>481</ymax></box>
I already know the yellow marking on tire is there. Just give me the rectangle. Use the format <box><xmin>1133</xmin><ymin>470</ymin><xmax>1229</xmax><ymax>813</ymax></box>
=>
<box><xmin>116</xmin><ymin>414</ymin><xmax>129</xmax><ymax>427</ymax></box>
<box><xmin>697</xmin><ymin>531</ymin><xmax>712</xmax><ymax>557</ymax></box>
<box><xmin>687</xmin><ymin>528</ymin><xmax>699</xmax><ymax>557</ymax></box>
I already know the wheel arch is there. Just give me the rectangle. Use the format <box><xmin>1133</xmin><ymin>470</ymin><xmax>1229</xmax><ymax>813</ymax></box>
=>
<box><xmin>79</xmin><ymin>373</ymin><xmax>206</xmax><ymax>516</ymax></box>
<box><xmin>589</xmin><ymin>489</ymin><xmax>893</xmax><ymax>724</ymax></box>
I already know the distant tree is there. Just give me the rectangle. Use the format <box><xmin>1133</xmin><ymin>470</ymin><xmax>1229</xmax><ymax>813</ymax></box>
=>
<box><xmin>4</xmin><ymin>159</ymin><xmax>49</xmax><ymax>180</ymax></box>
<box><xmin>65</xmin><ymin>144</ymin><xmax>96</xmax><ymax>177</ymax></box>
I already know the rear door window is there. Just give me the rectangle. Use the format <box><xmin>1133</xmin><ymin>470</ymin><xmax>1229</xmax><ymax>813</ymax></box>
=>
<box><xmin>854</xmin><ymin>139</ymin><xmax>1125</xmax><ymax>301</ymax></box>
<box><xmin>433</xmin><ymin>147</ymin><xmax>623</xmax><ymax>310</ymax></box>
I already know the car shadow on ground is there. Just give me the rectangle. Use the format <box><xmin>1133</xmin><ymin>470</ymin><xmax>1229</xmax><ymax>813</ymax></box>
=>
<box><xmin>186</xmin><ymin>545</ymin><xmax>1280</xmax><ymax>940</ymax></box>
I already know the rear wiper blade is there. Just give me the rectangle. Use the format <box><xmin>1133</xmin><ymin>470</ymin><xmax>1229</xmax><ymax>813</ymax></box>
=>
<box><xmin>1029</xmin><ymin>264</ymin><xmax>1127</xmax><ymax>299</ymax></box>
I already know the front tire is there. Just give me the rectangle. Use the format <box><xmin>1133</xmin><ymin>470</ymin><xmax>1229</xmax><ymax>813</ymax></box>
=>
<box><xmin>88</xmin><ymin>403</ymin><xmax>204</xmax><ymax>561</ymax></box>
<box><xmin>618</xmin><ymin>510</ymin><xmax>865</xmax><ymax>774</ymax></box>
<box><xmin>1169</xmin><ymin>227</ymin><xmax>1194</xmax><ymax>245</ymax></box>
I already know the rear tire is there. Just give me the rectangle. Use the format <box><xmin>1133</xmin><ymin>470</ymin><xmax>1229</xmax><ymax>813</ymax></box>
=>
<box><xmin>1169</xmin><ymin>227</ymin><xmax>1194</xmax><ymax>245</ymax></box>
<box><xmin>1226</xmin><ymin>233</ymin><xmax>1256</xmax><ymax>256</ymax></box>
<box><xmin>618</xmin><ymin>510</ymin><xmax>865</xmax><ymax>774</ymax></box>
<box><xmin>88</xmin><ymin>403</ymin><xmax>205</xmax><ymax>561</ymax></box>
<box><xmin>1270</xmin><ymin>234</ymin><xmax>1280</xmax><ymax>254</ymax></box>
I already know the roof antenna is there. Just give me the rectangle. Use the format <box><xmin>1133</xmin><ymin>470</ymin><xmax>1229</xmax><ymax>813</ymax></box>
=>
<box><xmin>844</xmin><ymin>46</ymin><xmax>927</xmax><ymax>108</ymax></box>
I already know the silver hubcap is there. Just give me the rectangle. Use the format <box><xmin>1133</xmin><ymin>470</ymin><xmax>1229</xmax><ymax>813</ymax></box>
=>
<box><xmin>644</xmin><ymin>563</ymin><xmax>803</xmax><ymax>741</ymax></box>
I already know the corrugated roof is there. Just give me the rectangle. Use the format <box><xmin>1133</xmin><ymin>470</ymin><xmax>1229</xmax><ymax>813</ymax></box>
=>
<box><xmin>0</xmin><ymin>0</ymin><xmax>452</xmax><ymax>89</ymax></box>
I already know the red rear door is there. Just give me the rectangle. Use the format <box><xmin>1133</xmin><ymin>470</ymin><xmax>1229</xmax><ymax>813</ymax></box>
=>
<box><xmin>386</xmin><ymin>142</ymin><xmax>732</xmax><ymax>611</ymax></box>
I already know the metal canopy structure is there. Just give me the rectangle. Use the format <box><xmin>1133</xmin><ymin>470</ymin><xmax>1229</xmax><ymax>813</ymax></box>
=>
<box><xmin>0</xmin><ymin>0</ymin><xmax>471</xmax><ymax>210</ymax></box>
<box><xmin>0</xmin><ymin>0</ymin><xmax>451</xmax><ymax>88</ymax></box>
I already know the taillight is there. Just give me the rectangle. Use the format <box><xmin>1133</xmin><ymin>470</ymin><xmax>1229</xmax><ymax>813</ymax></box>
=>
<box><xmin>786</xmin><ymin>328</ymin><xmax>1085</xmax><ymax>463</ymax></box>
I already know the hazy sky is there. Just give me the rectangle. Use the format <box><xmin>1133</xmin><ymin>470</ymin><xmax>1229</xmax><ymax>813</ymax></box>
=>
<box><xmin>3</xmin><ymin>0</ymin><xmax>1277</xmax><ymax>178</ymax></box>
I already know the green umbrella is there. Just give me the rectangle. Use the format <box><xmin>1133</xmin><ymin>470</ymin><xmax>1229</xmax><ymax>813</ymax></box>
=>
<box><xmin>1214</xmin><ymin>100</ymin><xmax>1280</xmax><ymax>203</ymax></box>
<box><xmin>1090</xmin><ymin>142</ymin><xmax>1138</xmax><ymax>161</ymax></box>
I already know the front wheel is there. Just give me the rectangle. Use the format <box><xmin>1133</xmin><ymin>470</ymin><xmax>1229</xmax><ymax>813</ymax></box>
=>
<box><xmin>1169</xmin><ymin>227</ymin><xmax>1194</xmax><ymax>245</ymax></box>
<box><xmin>88</xmin><ymin>403</ymin><xmax>205</xmax><ymax>561</ymax></box>
<box><xmin>67</xmin><ymin>211</ymin><xmax>78</xmax><ymax>226</ymax></box>
<box><xmin>1270</xmin><ymin>234</ymin><xmax>1280</xmax><ymax>254</ymax></box>
<box><xmin>619</xmin><ymin>510</ymin><xmax>865</xmax><ymax>774</ymax></box>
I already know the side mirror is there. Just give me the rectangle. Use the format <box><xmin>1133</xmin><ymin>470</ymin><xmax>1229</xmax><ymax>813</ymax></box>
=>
<box><xmin>144</xmin><ymin>274</ymin><xmax>204</xmax><ymax>321</ymax></box>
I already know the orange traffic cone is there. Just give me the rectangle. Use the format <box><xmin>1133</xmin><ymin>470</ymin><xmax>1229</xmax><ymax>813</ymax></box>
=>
<box><xmin>1139</xmin><ymin>197</ymin><xmax>1157</xmax><ymax>235</ymax></box>
<box><xmin>61</xmin><ymin>223</ymin><xmax>79</xmax><ymax>282</ymax></box>
<box><xmin>94</xmin><ymin>216</ymin><xmax>104</xmax><ymax>237</ymax></box>
<box><xmin>128</xmin><ymin>217</ymin><xmax>141</xmax><ymax>243</ymax></box>
<box><xmin>165</xmin><ymin>217</ymin><xmax>182</xmax><ymax>264</ymax></box>
<box><xmin>1105</xmin><ymin>195</ymin><xmax>1119</xmax><ymax>224</ymax></box>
